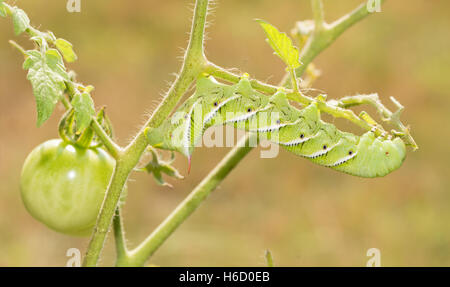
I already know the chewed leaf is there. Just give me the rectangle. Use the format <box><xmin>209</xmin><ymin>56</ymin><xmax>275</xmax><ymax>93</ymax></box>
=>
<box><xmin>23</xmin><ymin>49</ymin><xmax>69</xmax><ymax>126</ymax></box>
<box><xmin>55</xmin><ymin>38</ymin><xmax>78</xmax><ymax>63</ymax></box>
<box><xmin>72</xmin><ymin>92</ymin><xmax>95</xmax><ymax>132</ymax></box>
<box><xmin>256</xmin><ymin>19</ymin><xmax>301</xmax><ymax>69</ymax></box>
<box><xmin>12</xmin><ymin>7</ymin><xmax>30</xmax><ymax>35</ymax></box>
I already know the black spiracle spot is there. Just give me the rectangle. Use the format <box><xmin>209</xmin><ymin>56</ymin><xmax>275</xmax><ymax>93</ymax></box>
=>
<box><xmin>348</xmin><ymin>151</ymin><xmax>353</xmax><ymax>155</ymax></box>
<box><xmin>247</xmin><ymin>108</ymin><xmax>252</xmax><ymax>113</ymax></box>
<box><xmin>213</xmin><ymin>102</ymin><xmax>218</xmax><ymax>107</ymax></box>
<box><xmin>300</xmin><ymin>134</ymin><xmax>304</xmax><ymax>139</ymax></box>
<box><xmin>323</xmin><ymin>145</ymin><xmax>327</xmax><ymax>150</ymax></box>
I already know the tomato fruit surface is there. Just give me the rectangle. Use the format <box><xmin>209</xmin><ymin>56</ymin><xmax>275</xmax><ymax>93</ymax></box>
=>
<box><xmin>20</xmin><ymin>139</ymin><xmax>115</xmax><ymax>236</ymax></box>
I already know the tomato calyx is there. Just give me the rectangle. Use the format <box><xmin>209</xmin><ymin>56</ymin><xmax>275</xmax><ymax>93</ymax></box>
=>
<box><xmin>58</xmin><ymin>107</ymin><xmax>113</xmax><ymax>149</ymax></box>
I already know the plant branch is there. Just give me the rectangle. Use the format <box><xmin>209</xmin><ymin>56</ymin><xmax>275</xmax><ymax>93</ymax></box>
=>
<box><xmin>311</xmin><ymin>0</ymin><xmax>325</xmax><ymax>30</ymax></box>
<box><xmin>60</xmin><ymin>95</ymin><xmax>71</xmax><ymax>110</ymax></box>
<box><xmin>329</xmin><ymin>0</ymin><xmax>386</xmax><ymax>37</ymax></box>
<box><xmin>3</xmin><ymin>2</ymin><xmax>62</xmax><ymax>48</ymax></box>
<box><xmin>116</xmin><ymin>134</ymin><xmax>258</xmax><ymax>267</ymax></box>
<box><xmin>205</xmin><ymin>62</ymin><xmax>313</xmax><ymax>105</ymax></box>
<box><xmin>82</xmin><ymin>0</ymin><xmax>210</xmax><ymax>267</ymax></box>
<box><xmin>293</xmin><ymin>0</ymin><xmax>386</xmax><ymax>77</ymax></box>
<box><xmin>204</xmin><ymin>62</ymin><xmax>278</xmax><ymax>94</ymax></box>
<box><xmin>90</xmin><ymin>117</ymin><xmax>122</xmax><ymax>159</ymax></box>
<box><xmin>8</xmin><ymin>40</ymin><xmax>26</xmax><ymax>56</ymax></box>
<box><xmin>334</xmin><ymin>93</ymin><xmax>418</xmax><ymax>149</ymax></box>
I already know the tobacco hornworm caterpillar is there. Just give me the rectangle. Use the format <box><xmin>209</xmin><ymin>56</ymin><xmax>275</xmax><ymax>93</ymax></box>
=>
<box><xmin>147</xmin><ymin>76</ymin><xmax>406</xmax><ymax>178</ymax></box>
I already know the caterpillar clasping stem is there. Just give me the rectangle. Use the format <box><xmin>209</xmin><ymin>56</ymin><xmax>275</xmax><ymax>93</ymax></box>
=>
<box><xmin>149</xmin><ymin>77</ymin><xmax>409</xmax><ymax>178</ymax></box>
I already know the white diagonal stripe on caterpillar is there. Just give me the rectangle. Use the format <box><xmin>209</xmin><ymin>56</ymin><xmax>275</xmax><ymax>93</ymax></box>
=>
<box><xmin>248</xmin><ymin>122</ymin><xmax>290</xmax><ymax>133</ymax></box>
<box><xmin>203</xmin><ymin>94</ymin><xmax>241</xmax><ymax>125</ymax></box>
<box><xmin>301</xmin><ymin>140</ymin><xmax>342</xmax><ymax>159</ymax></box>
<box><xmin>277</xmin><ymin>133</ymin><xmax>319</xmax><ymax>146</ymax></box>
<box><xmin>327</xmin><ymin>151</ymin><xmax>358</xmax><ymax>167</ymax></box>
<box><xmin>224</xmin><ymin>109</ymin><xmax>259</xmax><ymax>124</ymax></box>
<box><xmin>183</xmin><ymin>100</ymin><xmax>200</xmax><ymax>156</ymax></box>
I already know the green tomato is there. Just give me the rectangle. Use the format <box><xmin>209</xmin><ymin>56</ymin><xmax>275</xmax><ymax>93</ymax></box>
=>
<box><xmin>20</xmin><ymin>139</ymin><xmax>115</xmax><ymax>236</ymax></box>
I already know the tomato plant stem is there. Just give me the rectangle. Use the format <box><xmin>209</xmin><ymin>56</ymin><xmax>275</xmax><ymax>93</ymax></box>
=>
<box><xmin>204</xmin><ymin>62</ymin><xmax>279</xmax><ymax>94</ymax></box>
<box><xmin>113</xmin><ymin>208</ymin><xmax>128</xmax><ymax>264</ymax></box>
<box><xmin>82</xmin><ymin>0</ymin><xmax>210</xmax><ymax>267</ymax></box>
<box><xmin>311</xmin><ymin>0</ymin><xmax>325</xmax><ymax>30</ymax></box>
<box><xmin>90</xmin><ymin>118</ymin><xmax>122</xmax><ymax>159</ymax></box>
<box><xmin>116</xmin><ymin>134</ymin><xmax>257</xmax><ymax>267</ymax></box>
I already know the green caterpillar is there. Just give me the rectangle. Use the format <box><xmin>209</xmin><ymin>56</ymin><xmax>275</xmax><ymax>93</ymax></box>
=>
<box><xmin>147</xmin><ymin>76</ymin><xmax>406</xmax><ymax>178</ymax></box>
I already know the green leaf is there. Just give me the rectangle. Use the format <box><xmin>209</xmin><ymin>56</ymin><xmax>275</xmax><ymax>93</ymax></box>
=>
<box><xmin>256</xmin><ymin>19</ymin><xmax>301</xmax><ymax>69</ymax></box>
<box><xmin>23</xmin><ymin>49</ymin><xmax>70</xmax><ymax>126</ymax></box>
<box><xmin>12</xmin><ymin>7</ymin><xmax>30</xmax><ymax>35</ymax></box>
<box><xmin>0</xmin><ymin>1</ymin><xmax>7</xmax><ymax>18</ymax></box>
<box><xmin>55</xmin><ymin>38</ymin><xmax>77</xmax><ymax>63</ymax></box>
<box><xmin>71</xmin><ymin>92</ymin><xmax>95</xmax><ymax>132</ymax></box>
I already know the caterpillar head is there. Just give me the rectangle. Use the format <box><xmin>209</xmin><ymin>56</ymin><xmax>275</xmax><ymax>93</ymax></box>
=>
<box><xmin>369</xmin><ymin>136</ymin><xmax>406</xmax><ymax>176</ymax></box>
<box><xmin>333</xmin><ymin>132</ymin><xmax>407</xmax><ymax>177</ymax></box>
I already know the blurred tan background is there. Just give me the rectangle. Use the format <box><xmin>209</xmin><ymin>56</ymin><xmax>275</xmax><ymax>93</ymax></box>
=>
<box><xmin>0</xmin><ymin>0</ymin><xmax>449</xmax><ymax>266</ymax></box>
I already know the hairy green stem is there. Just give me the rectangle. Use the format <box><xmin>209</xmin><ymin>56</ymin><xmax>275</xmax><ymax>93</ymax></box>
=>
<box><xmin>204</xmin><ymin>62</ymin><xmax>278</xmax><ymax>94</ymax></box>
<box><xmin>311</xmin><ymin>0</ymin><xmax>325</xmax><ymax>30</ymax></box>
<box><xmin>90</xmin><ymin>118</ymin><xmax>122</xmax><ymax>159</ymax></box>
<box><xmin>82</xmin><ymin>0</ymin><xmax>210</xmax><ymax>267</ymax></box>
<box><xmin>330</xmin><ymin>0</ymin><xmax>386</xmax><ymax>37</ymax></box>
<box><xmin>113</xmin><ymin>208</ymin><xmax>128</xmax><ymax>264</ymax></box>
<box><xmin>8</xmin><ymin>40</ymin><xmax>26</xmax><ymax>55</ymax></box>
<box><xmin>60</xmin><ymin>95</ymin><xmax>71</xmax><ymax>110</ymax></box>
